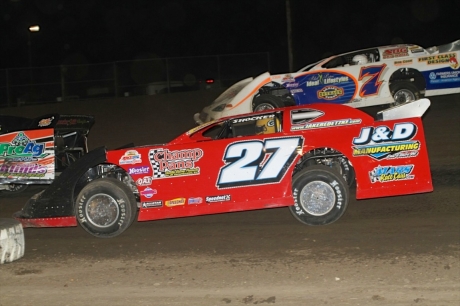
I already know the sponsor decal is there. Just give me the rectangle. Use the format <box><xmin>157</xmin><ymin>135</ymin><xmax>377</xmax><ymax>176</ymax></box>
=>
<box><xmin>291</xmin><ymin>118</ymin><xmax>362</xmax><ymax>131</ymax></box>
<box><xmin>128</xmin><ymin>166</ymin><xmax>150</xmax><ymax>175</ymax></box>
<box><xmin>206</xmin><ymin>194</ymin><xmax>231</xmax><ymax>203</ymax></box>
<box><xmin>149</xmin><ymin>148</ymin><xmax>203</xmax><ymax>178</ymax></box>
<box><xmin>142</xmin><ymin>200</ymin><xmax>163</xmax><ymax>208</ymax></box>
<box><xmin>0</xmin><ymin>162</ymin><xmax>47</xmax><ymax>178</ymax></box>
<box><xmin>306</xmin><ymin>73</ymin><xmax>350</xmax><ymax>87</ymax></box>
<box><xmin>282</xmin><ymin>74</ymin><xmax>295</xmax><ymax>82</ymax></box>
<box><xmin>352</xmin><ymin>123</ymin><xmax>420</xmax><ymax>160</ymax></box>
<box><xmin>418</xmin><ymin>53</ymin><xmax>457</xmax><ymax>65</ymax></box>
<box><xmin>231</xmin><ymin>114</ymin><xmax>275</xmax><ymax>124</ymax></box>
<box><xmin>290</xmin><ymin>88</ymin><xmax>303</xmax><ymax>93</ymax></box>
<box><xmin>119</xmin><ymin>150</ymin><xmax>142</xmax><ymax>165</ymax></box>
<box><xmin>38</xmin><ymin>117</ymin><xmax>54</xmax><ymax>127</ymax></box>
<box><xmin>428</xmin><ymin>70</ymin><xmax>460</xmax><ymax>84</ymax></box>
<box><xmin>136</xmin><ymin>176</ymin><xmax>152</xmax><ymax>186</ymax></box>
<box><xmin>317</xmin><ymin>86</ymin><xmax>344</xmax><ymax>100</ymax></box>
<box><xmin>165</xmin><ymin>198</ymin><xmax>186</xmax><ymax>207</ymax></box>
<box><xmin>382</xmin><ymin>47</ymin><xmax>409</xmax><ymax>59</ymax></box>
<box><xmin>0</xmin><ymin>132</ymin><xmax>46</xmax><ymax>160</ymax></box>
<box><xmin>394</xmin><ymin>59</ymin><xmax>413</xmax><ymax>66</ymax></box>
<box><xmin>188</xmin><ymin>197</ymin><xmax>203</xmax><ymax>204</ymax></box>
<box><xmin>369</xmin><ymin>164</ymin><xmax>415</xmax><ymax>183</ymax></box>
<box><xmin>285</xmin><ymin>82</ymin><xmax>299</xmax><ymax>88</ymax></box>
<box><xmin>140</xmin><ymin>187</ymin><xmax>157</xmax><ymax>198</ymax></box>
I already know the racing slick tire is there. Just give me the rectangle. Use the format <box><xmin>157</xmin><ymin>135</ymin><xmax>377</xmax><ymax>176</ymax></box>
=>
<box><xmin>76</xmin><ymin>178</ymin><xmax>137</xmax><ymax>238</ymax></box>
<box><xmin>289</xmin><ymin>165</ymin><xmax>349</xmax><ymax>226</ymax></box>
<box><xmin>303</xmin><ymin>153</ymin><xmax>355</xmax><ymax>187</ymax></box>
<box><xmin>0</xmin><ymin>218</ymin><xmax>25</xmax><ymax>264</ymax></box>
<box><xmin>390</xmin><ymin>81</ymin><xmax>421</xmax><ymax>106</ymax></box>
<box><xmin>252</xmin><ymin>94</ymin><xmax>284</xmax><ymax>112</ymax></box>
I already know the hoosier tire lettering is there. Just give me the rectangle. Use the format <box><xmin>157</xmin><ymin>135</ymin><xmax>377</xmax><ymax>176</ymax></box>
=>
<box><xmin>75</xmin><ymin>178</ymin><xmax>137</xmax><ymax>238</ymax></box>
<box><xmin>289</xmin><ymin>165</ymin><xmax>349</xmax><ymax>226</ymax></box>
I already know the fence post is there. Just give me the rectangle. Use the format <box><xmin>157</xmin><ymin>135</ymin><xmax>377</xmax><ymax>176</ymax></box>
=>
<box><xmin>60</xmin><ymin>65</ymin><xmax>66</xmax><ymax>102</ymax></box>
<box><xmin>114</xmin><ymin>62</ymin><xmax>118</xmax><ymax>98</ymax></box>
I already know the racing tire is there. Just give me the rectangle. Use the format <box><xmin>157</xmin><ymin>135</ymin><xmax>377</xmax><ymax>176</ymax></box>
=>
<box><xmin>76</xmin><ymin>178</ymin><xmax>137</xmax><ymax>238</ymax></box>
<box><xmin>252</xmin><ymin>94</ymin><xmax>284</xmax><ymax>112</ymax></box>
<box><xmin>0</xmin><ymin>184</ymin><xmax>28</xmax><ymax>195</ymax></box>
<box><xmin>0</xmin><ymin>218</ymin><xmax>25</xmax><ymax>264</ymax></box>
<box><xmin>301</xmin><ymin>153</ymin><xmax>355</xmax><ymax>187</ymax></box>
<box><xmin>390</xmin><ymin>81</ymin><xmax>421</xmax><ymax>106</ymax></box>
<box><xmin>289</xmin><ymin>165</ymin><xmax>349</xmax><ymax>226</ymax></box>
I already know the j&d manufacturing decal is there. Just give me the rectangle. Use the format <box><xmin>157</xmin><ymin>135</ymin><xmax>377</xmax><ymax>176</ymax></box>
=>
<box><xmin>119</xmin><ymin>150</ymin><xmax>142</xmax><ymax>165</ymax></box>
<box><xmin>149</xmin><ymin>148</ymin><xmax>203</xmax><ymax>178</ymax></box>
<box><xmin>352</xmin><ymin>123</ymin><xmax>420</xmax><ymax>160</ymax></box>
<box><xmin>369</xmin><ymin>165</ymin><xmax>415</xmax><ymax>183</ymax></box>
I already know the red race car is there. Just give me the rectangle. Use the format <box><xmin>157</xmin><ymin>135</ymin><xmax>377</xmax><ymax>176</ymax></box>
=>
<box><xmin>14</xmin><ymin>99</ymin><xmax>433</xmax><ymax>238</ymax></box>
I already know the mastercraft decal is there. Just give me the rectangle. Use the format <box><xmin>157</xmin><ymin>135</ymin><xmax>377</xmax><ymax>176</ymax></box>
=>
<box><xmin>149</xmin><ymin>148</ymin><xmax>203</xmax><ymax>178</ymax></box>
<box><xmin>140</xmin><ymin>187</ymin><xmax>157</xmax><ymax>198</ymax></box>
<box><xmin>188</xmin><ymin>197</ymin><xmax>203</xmax><ymax>204</ymax></box>
<box><xmin>165</xmin><ymin>198</ymin><xmax>186</xmax><ymax>207</ymax></box>
<box><xmin>142</xmin><ymin>200</ymin><xmax>163</xmax><ymax>208</ymax></box>
<box><xmin>291</xmin><ymin>118</ymin><xmax>362</xmax><ymax>131</ymax></box>
<box><xmin>119</xmin><ymin>150</ymin><xmax>142</xmax><ymax>165</ymax></box>
<box><xmin>352</xmin><ymin>123</ymin><xmax>420</xmax><ymax>160</ymax></box>
<box><xmin>369</xmin><ymin>165</ymin><xmax>415</xmax><ymax>183</ymax></box>
<box><xmin>206</xmin><ymin>194</ymin><xmax>231</xmax><ymax>203</ymax></box>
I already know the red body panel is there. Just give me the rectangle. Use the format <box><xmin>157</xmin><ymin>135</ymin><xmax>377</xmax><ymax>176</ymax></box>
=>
<box><xmin>105</xmin><ymin>103</ymin><xmax>432</xmax><ymax>223</ymax></box>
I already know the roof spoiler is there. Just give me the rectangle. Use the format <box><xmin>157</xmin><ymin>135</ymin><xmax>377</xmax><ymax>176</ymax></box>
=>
<box><xmin>376</xmin><ymin>98</ymin><xmax>430</xmax><ymax>121</ymax></box>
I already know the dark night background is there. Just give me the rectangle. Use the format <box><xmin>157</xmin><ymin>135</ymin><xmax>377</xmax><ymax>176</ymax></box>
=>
<box><xmin>0</xmin><ymin>0</ymin><xmax>459</xmax><ymax>72</ymax></box>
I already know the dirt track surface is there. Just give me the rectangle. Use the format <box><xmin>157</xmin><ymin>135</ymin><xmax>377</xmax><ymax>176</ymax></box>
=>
<box><xmin>0</xmin><ymin>93</ymin><xmax>459</xmax><ymax>306</ymax></box>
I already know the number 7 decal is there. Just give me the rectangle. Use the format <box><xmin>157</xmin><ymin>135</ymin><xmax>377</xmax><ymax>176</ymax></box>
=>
<box><xmin>217</xmin><ymin>137</ymin><xmax>303</xmax><ymax>188</ymax></box>
<box><xmin>358</xmin><ymin>64</ymin><xmax>386</xmax><ymax>97</ymax></box>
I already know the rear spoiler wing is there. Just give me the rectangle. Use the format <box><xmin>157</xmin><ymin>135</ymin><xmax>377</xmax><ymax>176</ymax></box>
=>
<box><xmin>376</xmin><ymin>98</ymin><xmax>430</xmax><ymax>120</ymax></box>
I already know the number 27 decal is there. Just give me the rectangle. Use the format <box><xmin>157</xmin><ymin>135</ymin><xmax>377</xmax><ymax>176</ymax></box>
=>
<box><xmin>217</xmin><ymin>137</ymin><xmax>303</xmax><ymax>188</ymax></box>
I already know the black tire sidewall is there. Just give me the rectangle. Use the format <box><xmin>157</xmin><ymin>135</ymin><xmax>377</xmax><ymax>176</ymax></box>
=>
<box><xmin>391</xmin><ymin>81</ymin><xmax>421</xmax><ymax>103</ymax></box>
<box><xmin>252</xmin><ymin>94</ymin><xmax>284</xmax><ymax>111</ymax></box>
<box><xmin>290</xmin><ymin>165</ymin><xmax>349</xmax><ymax>226</ymax></box>
<box><xmin>76</xmin><ymin>178</ymin><xmax>136</xmax><ymax>238</ymax></box>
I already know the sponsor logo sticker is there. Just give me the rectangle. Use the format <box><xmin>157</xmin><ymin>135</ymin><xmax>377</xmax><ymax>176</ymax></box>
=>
<box><xmin>165</xmin><ymin>198</ymin><xmax>186</xmax><ymax>207</ymax></box>
<box><xmin>369</xmin><ymin>164</ymin><xmax>415</xmax><ymax>183</ymax></box>
<box><xmin>206</xmin><ymin>194</ymin><xmax>231</xmax><ymax>203</ymax></box>
<box><xmin>142</xmin><ymin>201</ymin><xmax>163</xmax><ymax>208</ymax></box>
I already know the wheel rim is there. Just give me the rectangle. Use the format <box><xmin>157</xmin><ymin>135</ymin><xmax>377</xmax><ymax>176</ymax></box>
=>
<box><xmin>254</xmin><ymin>102</ymin><xmax>275</xmax><ymax>112</ymax></box>
<box><xmin>85</xmin><ymin>193</ymin><xmax>119</xmax><ymax>228</ymax></box>
<box><xmin>6</xmin><ymin>184</ymin><xmax>28</xmax><ymax>193</ymax></box>
<box><xmin>300</xmin><ymin>181</ymin><xmax>335</xmax><ymax>216</ymax></box>
<box><xmin>393</xmin><ymin>89</ymin><xmax>415</xmax><ymax>104</ymax></box>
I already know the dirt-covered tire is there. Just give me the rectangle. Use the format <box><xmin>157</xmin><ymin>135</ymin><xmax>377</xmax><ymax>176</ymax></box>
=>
<box><xmin>390</xmin><ymin>81</ymin><xmax>421</xmax><ymax>106</ymax></box>
<box><xmin>76</xmin><ymin>178</ymin><xmax>137</xmax><ymax>238</ymax></box>
<box><xmin>252</xmin><ymin>94</ymin><xmax>284</xmax><ymax>112</ymax></box>
<box><xmin>289</xmin><ymin>165</ymin><xmax>349</xmax><ymax>226</ymax></box>
<box><xmin>0</xmin><ymin>218</ymin><xmax>25</xmax><ymax>264</ymax></box>
<box><xmin>301</xmin><ymin>153</ymin><xmax>355</xmax><ymax>187</ymax></box>
<box><xmin>0</xmin><ymin>184</ymin><xmax>29</xmax><ymax>195</ymax></box>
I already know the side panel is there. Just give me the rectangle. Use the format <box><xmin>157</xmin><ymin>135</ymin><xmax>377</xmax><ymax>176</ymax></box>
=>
<box><xmin>417</xmin><ymin>51</ymin><xmax>460</xmax><ymax>91</ymax></box>
<box><xmin>0</xmin><ymin>128</ymin><xmax>55</xmax><ymax>183</ymax></box>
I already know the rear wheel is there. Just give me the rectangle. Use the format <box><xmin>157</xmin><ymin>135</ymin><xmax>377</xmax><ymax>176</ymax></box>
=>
<box><xmin>76</xmin><ymin>178</ymin><xmax>137</xmax><ymax>238</ymax></box>
<box><xmin>1</xmin><ymin>184</ymin><xmax>28</xmax><ymax>195</ymax></box>
<box><xmin>391</xmin><ymin>81</ymin><xmax>421</xmax><ymax>106</ymax></box>
<box><xmin>252</xmin><ymin>94</ymin><xmax>284</xmax><ymax>112</ymax></box>
<box><xmin>289</xmin><ymin>165</ymin><xmax>349</xmax><ymax>226</ymax></box>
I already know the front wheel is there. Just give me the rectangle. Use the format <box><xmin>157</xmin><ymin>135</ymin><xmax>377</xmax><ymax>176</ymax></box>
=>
<box><xmin>289</xmin><ymin>165</ymin><xmax>349</xmax><ymax>226</ymax></box>
<box><xmin>76</xmin><ymin>178</ymin><xmax>137</xmax><ymax>238</ymax></box>
<box><xmin>0</xmin><ymin>184</ymin><xmax>29</xmax><ymax>195</ymax></box>
<box><xmin>390</xmin><ymin>81</ymin><xmax>421</xmax><ymax>106</ymax></box>
<box><xmin>252</xmin><ymin>94</ymin><xmax>284</xmax><ymax>112</ymax></box>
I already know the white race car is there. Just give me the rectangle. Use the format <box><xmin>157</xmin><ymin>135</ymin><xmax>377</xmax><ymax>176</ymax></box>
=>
<box><xmin>195</xmin><ymin>40</ymin><xmax>460</xmax><ymax>124</ymax></box>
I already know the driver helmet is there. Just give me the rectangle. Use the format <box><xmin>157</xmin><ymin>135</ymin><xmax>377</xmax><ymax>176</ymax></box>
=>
<box><xmin>352</xmin><ymin>54</ymin><xmax>368</xmax><ymax>65</ymax></box>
